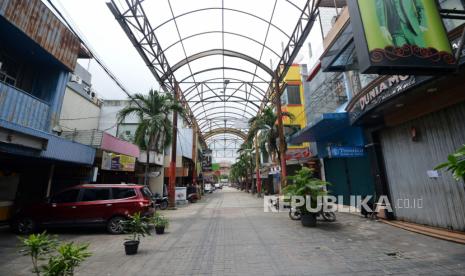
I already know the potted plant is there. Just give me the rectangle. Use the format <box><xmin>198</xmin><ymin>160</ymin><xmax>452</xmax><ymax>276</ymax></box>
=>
<box><xmin>283</xmin><ymin>167</ymin><xmax>329</xmax><ymax>227</ymax></box>
<box><xmin>150</xmin><ymin>213</ymin><xmax>169</xmax><ymax>234</ymax></box>
<box><xmin>19</xmin><ymin>232</ymin><xmax>58</xmax><ymax>276</ymax></box>
<box><xmin>19</xmin><ymin>232</ymin><xmax>91</xmax><ymax>276</ymax></box>
<box><xmin>435</xmin><ymin>144</ymin><xmax>465</xmax><ymax>181</ymax></box>
<box><xmin>42</xmin><ymin>242</ymin><xmax>92</xmax><ymax>276</ymax></box>
<box><xmin>122</xmin><ymin>212</ymin><xmax>151</xmax><ymax>255</ymax></box>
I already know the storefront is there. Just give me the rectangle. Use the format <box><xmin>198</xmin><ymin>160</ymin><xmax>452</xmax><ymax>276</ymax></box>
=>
<box><xmin>94</xmin><ymin>132</ymin><xmax>140</xmax><ymax>184</ymax></box>
<box><xmin>290</xmin><ymin>112</ymin><xmax>374</xmax><ymax>205</ymax></box>
<box><xmin>0</xmin><ymin>120</ymin><xmax>95</xmax><ymax>221</ymax></box>
<box><xmin>347</xmin><ymin>68</ymin><xmax>465</xmax><ymax>231</ymax></box>
<box><xmin>316</xmin><ymin>0</ymin><xmax>465</xmax><ymax>229</ymax></box>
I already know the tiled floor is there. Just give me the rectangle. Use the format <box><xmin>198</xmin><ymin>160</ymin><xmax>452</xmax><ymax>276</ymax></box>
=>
<box><xmin>1</xmin><ymin>187</ymin><xmax>465</xmax><ymax>275</ymax></box>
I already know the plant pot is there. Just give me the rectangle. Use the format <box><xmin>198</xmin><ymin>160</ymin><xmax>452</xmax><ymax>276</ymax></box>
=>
<box><xmin>124</xmin><ymin>240</ymin><xmax>139</xmax><ymax>255</ymax></box>
<box><xmin>155</xmin><ymin>226</ymin><xmax>165</xmax><ymax>234</ymax></box>
<box><xmin>301</xmin><ymin>213</ymin><xmax>317</xmax><ymax>227</ymax></box>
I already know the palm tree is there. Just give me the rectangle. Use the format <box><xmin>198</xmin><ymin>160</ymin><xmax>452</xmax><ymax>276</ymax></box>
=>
<box><xmin>247</xmin><ymin>107</ymin><xmax>294</xmax><ymax>164</ymax></box>
<box><xmin>235</xmin><ymin>141</ymin><xmax>255</xmax><ymax>192</ymax></box>
<box><xmin>118</xmin><ymin>89</ymin><xmax>184</xmax><ymax>186</ymax></box>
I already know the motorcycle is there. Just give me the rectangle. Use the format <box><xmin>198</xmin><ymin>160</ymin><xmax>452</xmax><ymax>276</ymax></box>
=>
<box><xmin>289</xmin><ymin>207</ymin><xmax>336</xmax><ymax>222</ymax></box>
<box><xmin>187</xmin><ymin>186</ymin><xmax>199</xmax><ymax>203</ymax></box>
<box><xmin>151</xmin><ymin>193</ymin><xmax>169</xmax><ymax>210</ymax></box>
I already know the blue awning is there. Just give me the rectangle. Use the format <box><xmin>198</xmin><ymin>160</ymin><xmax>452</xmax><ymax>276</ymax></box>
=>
<box><xmin>289</xmin><ymin>113</ymin><xmax>364</xmax><ymax>146</ymax></box>
<box><xmin>0</xmin><ymin>119</ymin><xmax>95</xmax><ymax>165</ymax></box>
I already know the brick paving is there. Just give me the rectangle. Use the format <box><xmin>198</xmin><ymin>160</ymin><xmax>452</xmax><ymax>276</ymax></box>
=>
<box><xmin>1</xmin><ymin>187</ymin><xmax>465</xmax><ymax>275</ymax></box>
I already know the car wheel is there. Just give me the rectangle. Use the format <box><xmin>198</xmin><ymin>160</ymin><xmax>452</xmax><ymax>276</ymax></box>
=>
<box><xmin>107</xmin><ymin>216</ymin><xmax>125</xmax><ymax>234</ymax></box>
<box><xmin>160</xmin><ymin>200</ymin><xmax>168</xmax><ymax>210</ymax></box>
<box><xmin>14</xmin><ymin>218</ymin><xmax>37</xmax><ymax>235</ymax></box>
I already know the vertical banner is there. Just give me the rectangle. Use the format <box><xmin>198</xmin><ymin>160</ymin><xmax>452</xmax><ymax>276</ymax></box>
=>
<box><xmin>202</xmin><ymin>149</ymin><xmax>212</xmax><ymax>172</ymax></box>
<box><xmin>348</xmin><ymin>0</ymin><xmax>456</xmax><ymax>74</ymax></box>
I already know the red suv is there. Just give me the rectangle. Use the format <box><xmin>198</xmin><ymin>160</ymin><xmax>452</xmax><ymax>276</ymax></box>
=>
<box><xmin>11</xmin><ymin>184</ymin><xmax>154</xmax><ymax>234</ymax></box>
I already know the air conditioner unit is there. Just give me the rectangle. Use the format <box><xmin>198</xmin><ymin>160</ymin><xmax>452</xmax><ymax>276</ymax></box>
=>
<box><xmin>70</xmin><ymin>74</ymin><xmax>82</xmax><ymax>84</ymax></box>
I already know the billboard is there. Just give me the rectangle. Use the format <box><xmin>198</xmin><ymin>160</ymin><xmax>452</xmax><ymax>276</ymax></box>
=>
<box><xmin>101</xmin><ymin>151</ymin><xmax>136</xmax><ymax>172</ymax></box>
<box><xmin>348</xmin><ymin>0</ymin><xmax>456</xmax><ymax>74</ymax></box>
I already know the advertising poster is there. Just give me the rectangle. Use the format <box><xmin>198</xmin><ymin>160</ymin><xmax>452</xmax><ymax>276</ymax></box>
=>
<box><xmin>101</xmin><ymin>151</ymin><xmax>136</xmax><ymax>172</ymax></box>
<box><xmin>349</xmin><ymin>0</ymin><xmax>455</xmax><ymax>73</ymax></box>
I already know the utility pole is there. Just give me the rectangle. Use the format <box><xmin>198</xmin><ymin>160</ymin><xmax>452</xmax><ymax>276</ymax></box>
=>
<box><xmin>192</xmin><ymin>124</ymin><xmax>199</xmax><ymax>199</ymax></box>
<box><xmin>168</xmin><ymin>85</ymin><xmax>179</xmax><ymax>208</ymax></box>
<box><xmin>255</xmin><ymin>134</ymin><xmax>261</xmax><ymax>196</ymax></box>
<box><xmin>275</xmin><ymin>73</ymin><xmax>286</xmax><ymax>194</ymax></box>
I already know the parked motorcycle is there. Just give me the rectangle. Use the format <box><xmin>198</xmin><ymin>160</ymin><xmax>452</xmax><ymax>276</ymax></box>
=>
<box><xmin>152</xmin><ymin>193</ymin><xmax>168</xmax><ymax>210</ymax></box>
<box><xmin>187</xmin><ymin>186</ymin><xmax>199</xmax><ymax>203</ymax></box>
<box><xmin>289</xmin><ymin>207</ymin><xmax>336</xmax><ymax>222</ymax></box>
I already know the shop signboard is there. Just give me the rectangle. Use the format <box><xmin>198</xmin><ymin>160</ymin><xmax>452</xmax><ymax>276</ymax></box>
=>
<box><xmin>348</xmin><ymin>0</ymin><xmax>456</xmax><ymax>74</ymax></box>
<box><xmin>202</xmin><ymin>149</ymin><xmax>212</xmax><ymax>171</ymax></box>
<box><xmin>347</xmin><ymin>74</ymin><xmax>432</xmax><ymax>123</ymax></box>
<box><xmin>285</xmin><ymin>148</ymin><xmax>312</xmax><ymax>161</ymax></box>
<box><xmin>175</xmin><ymin>187</ymin><xmax>187</xmax><ymax>201</ymax></box>
<box><xmin>101</xmin><ymin>151</ymin><xmax>136</xmax><ymax>172</ymax></box>
<box><xmin>328</xmin><ymin>146</ymin><xmax>365</xmax><ymax>158</ymax></box>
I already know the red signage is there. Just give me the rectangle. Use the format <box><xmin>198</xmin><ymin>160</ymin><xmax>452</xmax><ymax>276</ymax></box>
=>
<box><xmin>285</xmin><ymin>148</ymin><xmax>312</xmax><ymax>161</ymax></box>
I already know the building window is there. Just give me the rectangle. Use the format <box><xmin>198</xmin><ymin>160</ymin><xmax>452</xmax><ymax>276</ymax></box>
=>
<box><xmin>439</xmin><ymin>0</ymin><xmax>465</xmax><ymax>31</ymax></box>
<box><xmin>350</xmin><ymin>70</ymin><xmax>378</xmax><ymax>96</ymax></box>
<box><xmin>0</xmin><ymin>53</ymin><xmax>18</xmax><ymax>87</ymax></box>
<box><xmin>285</xmin><ymin>125</ymin><xmax>302</xmax><ymax>146</ymax></box>
<box><xmin>286</xmin><ymin>85</ymin><xmax>301</xmax><ymax>105</ymax></box>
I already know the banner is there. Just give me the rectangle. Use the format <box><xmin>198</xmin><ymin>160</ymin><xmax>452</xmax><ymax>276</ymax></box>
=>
<box><xmin>101</xmin><ymin>151</ymin><xmax>135</xmax><ymax>172</ymax></box>
<box><xmin>348</xmin><ymin>0</ymin><xmax>455</xmax><ymax>74</ymax></box>
<box><xmin>202</xmin><ymin>149</ymin><xmax>212</xmax><ymax>172</ymax></box>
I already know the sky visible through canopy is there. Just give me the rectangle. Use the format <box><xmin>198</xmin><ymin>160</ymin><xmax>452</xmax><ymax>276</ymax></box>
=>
<box><xmin>54</xmin><ymin>0</ymin><xmax>321</xmax><ymax>162</ymax></box>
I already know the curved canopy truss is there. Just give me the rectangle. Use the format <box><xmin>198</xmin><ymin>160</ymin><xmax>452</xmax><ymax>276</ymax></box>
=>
<box><xmin>108</xmin><ymin>0</ymin><xmax>322</xmax><ymax>160</ymax></box>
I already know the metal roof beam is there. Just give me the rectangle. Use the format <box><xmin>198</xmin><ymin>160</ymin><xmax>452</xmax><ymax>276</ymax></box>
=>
<box><xmin>107</xmin><ymin>0</ymin><xmax>206</xmax><ymax>147</ymax></box>
<box><xmin>162</xmin><ymin>49</ymin><xmax>275</xmax><ymax>82</ymax></box>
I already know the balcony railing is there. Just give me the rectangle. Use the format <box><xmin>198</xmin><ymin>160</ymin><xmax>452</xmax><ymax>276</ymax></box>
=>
<box><xmin>0</xmin><ymin>81</ymin><xmax>50</xmax><ymax>131</ymax></box>
<box><xmin>61</xmin><ymin>129</ymin><xmax>104</xmax><ymax>148</ymax></box>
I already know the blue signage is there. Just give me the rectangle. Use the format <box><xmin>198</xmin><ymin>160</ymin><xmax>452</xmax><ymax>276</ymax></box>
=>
<box><xmin>328</xmin><ymin>146</ymin><xmax>365</xmax><ymax>158</ymax></box>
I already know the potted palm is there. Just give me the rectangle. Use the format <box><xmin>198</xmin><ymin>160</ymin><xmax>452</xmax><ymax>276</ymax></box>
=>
<box><xmin>283</xmin><ymin>167</ymin><xmax>329</xmax><ymax>227</ymax></box>
<box><xmin>122</xmin><ymin>213</ymin><xmax>151</xmax><ymax>255</ymax></box>
<box><xmin>151</xmin><ymin>213</ymin><xmax>169</xmax><ymax>234</ymax></box>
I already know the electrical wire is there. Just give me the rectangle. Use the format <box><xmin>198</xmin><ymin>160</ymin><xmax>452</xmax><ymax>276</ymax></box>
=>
<box><xmin>45</xmin><ymin>0</ymin><xmax>145</xmax><ymax>111</ymax></box>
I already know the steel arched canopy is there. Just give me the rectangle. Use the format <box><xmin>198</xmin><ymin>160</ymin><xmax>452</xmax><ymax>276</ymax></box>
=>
<box><xmin>162</xmin><ymin>49</ymin><xmax>275</xmax><ymax>82</ymax></box>
<box><xmin>153</xmin><ymin>7</ymin><xmax>291</xmax><ymax>40</ymax></box>
<box><xmin>193</xmin><ymin>106</ymin><xmax>256</xmax><ymax>120</ymax></box>
<box><xmin>162</xmin><ymin>31</ymin><xmax>281</xmax><ymax>59</ymax></box>
<box><xmin>189</xmin><ymin>94</ymin><xmax>261</xmax><ymax>110</ymax></box>
<box><xmin>183</xmin><ymin>77</ymin><xmax>267</xmax><ymax>99</ymax></box>
<box><xmin>108</xmin><ymin>0</ymin><xmax>321</xmax><ymax>161</ymax></box>
<box><xmin>204</xmin><ymin>128</ymin><xmax>247</xmax><ymax>141</ymax></box>
<box><xmin>179</xmin><ymin>67</ymin><xmax>270</xmax><ymax>85</ymax></box>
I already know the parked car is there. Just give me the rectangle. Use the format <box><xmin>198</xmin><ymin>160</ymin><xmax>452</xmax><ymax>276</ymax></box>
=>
<box><xmin>214</xmin><ymin>183</ymin><xmax>222</xmax><ymax>189</ymax></box>
<box><xmin>204</xmin><ymin>183</ymin><xmax>213</xmax><ymax>193</ymax></box>
<box><xmin>11</xmin><ymin>184</ymin><xmax>154</xmax><ymax>235</ymax></box>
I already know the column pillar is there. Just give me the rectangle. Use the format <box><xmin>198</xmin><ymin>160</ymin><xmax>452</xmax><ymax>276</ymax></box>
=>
<box><xmin>275</xmin><ymin>74</ymin><xmax>286</xmax><ymax>194</ymax></box>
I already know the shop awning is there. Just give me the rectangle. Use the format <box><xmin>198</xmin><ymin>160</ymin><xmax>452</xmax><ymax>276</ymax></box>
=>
<box><xmin>289</xmin><ymin>113</ymin><xmax>353</xmax><ymax>144</ymax></box>
<box><xmin>0</xmin><ymin>119</ymin><xmax>96</xmax><ymax>165</ymax></box>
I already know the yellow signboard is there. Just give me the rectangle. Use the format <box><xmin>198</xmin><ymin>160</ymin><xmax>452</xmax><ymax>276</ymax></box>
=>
<box><xmin>102</xmin><ymin>151</ymin><xmax>136</xmax><ymax>172</ymax></box>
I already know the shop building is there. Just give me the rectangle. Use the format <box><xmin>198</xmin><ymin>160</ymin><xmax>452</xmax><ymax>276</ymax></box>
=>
<box><xmin>59</xmin><ymin>63</ymin><xmax>103</xmax><ymax>132</ymax></box>
<box><xmin>290</xmin><ymin>64</ymin><xmax>374</xmax><ymax>205</ymax></box>
<box><xmin>320</xmin><ymin>2</ymin><xmax>465</xmax><ymax>230</ymax></box>
<box><xmin>61</xmin><ymin>130</ymin><xmax>140</xmax><ymax>185</ymax></box>
<box><xmin>0</xmin><ymin>0</ymin><xmax>95</xmax><ymax>221</ymax></box>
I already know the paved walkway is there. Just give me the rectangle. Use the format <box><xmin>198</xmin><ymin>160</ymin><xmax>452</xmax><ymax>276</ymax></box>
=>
<box><xmin>1</xmin><ymin>187</ymin><xmax>465</xmax><ymax>275</ymax></box>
